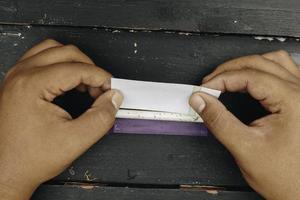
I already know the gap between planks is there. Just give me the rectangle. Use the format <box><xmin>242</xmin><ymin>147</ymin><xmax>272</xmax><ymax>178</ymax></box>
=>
<box><xmin>43</xmin><ymin>180</ymin><xmax>254</xmax><ymax>193</ymax></box>
<box><xmin>0</xmin><ymin>22</ymin><xmax>299</xmax><ymax>41</ymax></box>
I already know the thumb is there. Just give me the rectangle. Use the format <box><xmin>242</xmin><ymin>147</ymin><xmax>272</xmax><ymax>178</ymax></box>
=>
<box><xmin>68</xmin><ymin>89</ymin><xmax>123</xmax><ymax>150</ymax></box>
<box><xmin>189</xmin><ymin>92</ymin><xmax>250</xmax><ymax>153</ymax></box>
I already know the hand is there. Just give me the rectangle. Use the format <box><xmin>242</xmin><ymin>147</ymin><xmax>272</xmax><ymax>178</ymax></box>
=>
<box><xmin>189</xmin><ymin>50</ymin><xmax>300</xmax><ymax>200</ymax></box>
<box><xmin>0</xmin><ymin>39</ymin><xmax>123</xmax><ymax>200</ymax></box>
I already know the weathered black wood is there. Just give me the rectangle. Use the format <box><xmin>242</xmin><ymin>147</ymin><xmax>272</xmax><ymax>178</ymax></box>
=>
<box><xmin>31</xmin><ymin>184</ymin><xmax>263</xmax><ymax>200</ymax></box>
<box><xmin>1</xmin><ymin>25</ymin><xmax>299</xmax><ymax>122</ymax></box>
<box><xmin>1</xmin><ymin>25</ymin><xmax>300</xmax><ymax>188</ymax></box>
<box><xmin>0</xmin><ymin>0</ymin><xmax>300</xmax><ymax>37</ymax></box>
<box><xmin>56</xmin><ymin>134</ymin><xmax>245</xmax><ymax>186</ymax></box>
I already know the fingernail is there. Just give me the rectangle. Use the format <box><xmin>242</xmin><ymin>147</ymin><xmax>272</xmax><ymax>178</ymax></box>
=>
<box><xmin>112</xmin><ymin>90</ymin><xmax>124</xmax><ymax>109</ymax></box>
<box><xmin>189</xmin><ymin>93</ymin><xmax>206</xmax><ymax>113</ymax></box>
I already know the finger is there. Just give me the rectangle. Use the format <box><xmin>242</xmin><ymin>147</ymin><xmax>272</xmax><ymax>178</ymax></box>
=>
<box><xmin>189</xmin><ymin>92</ymin><xmax>252</xmax><ymax>156</ymax></box>
<box><xmin>18</xmin><ymin>39</ymin><xmax>63</xmax><ymax>61</ymax></box>
<box><xmin>16</xmin><ymin>41</ymin><xmax>96</xmax><ymax>94</ymax></box>
<box><xmin>262</xmin><ymin>50</ymin><xmax>300</xmax><ymax>77</ymax></box>
<box><xmin>88</xmin><ymin>78</ymin><xmax>111</xmax><ymax>98</ymax></box>
<box><xmin>203</xmin><ymin>55</ymin><xmax>299</xmax><ymax>84</ymax></box>
<box><xmin>76</xmin><ymin>76</ymin><xmax>111</xmax><ymax>97</ymax></box>
<box><xmin>18</xmin><ymin>44</ymin><xmax>96</xmax><ymax>93</ymax></box>
<box><xmin>66</xmin><ymin>90</ymin><xmax>123</xmax><ymax>152</ymax></box>
<box><xmin>77</xmin><ymin>83</ymin><xmax>87</xmax><ymax>92</ymax></box>
<box><xmin>17</xmin><ymin>44</ymin><xmax>94</xmax><ymax>69</ymax></box>
<box><xmin>88</xmin><ymin>87</ymin><xmax>104</xmax><ymax>98</ymax></box>
<box><xmin>77</xmin><ymin>78</ymin><xmax>110</xmax><ymax>97</ymax></box>
<box><xmin>30</xmin><ymin>63</ymin><xmax>111</xmax><ymax>101</ymax></box>
<box><xmin>202</xmin><ymin>69</ymin><xmax>293</xmax><ymax>113</ymax></box>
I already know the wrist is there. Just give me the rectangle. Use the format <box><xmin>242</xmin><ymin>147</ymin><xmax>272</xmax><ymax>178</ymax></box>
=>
<box><xmin>0</xmin><ymin>169</ymin><xmax>39</xmax><ymax>200</ymax></box>
<box><xmin>0</xmin><ymin>159</ymin><xmax>41</xmax><ymax>200</ymax></box>
<box><xmin>0</xmin><ymin>182</ymin><xmax>36</xmax><ymax>200</ymax></box>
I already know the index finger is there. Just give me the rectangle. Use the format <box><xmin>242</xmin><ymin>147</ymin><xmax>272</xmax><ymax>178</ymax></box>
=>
<box><xmin>262</xmin><ymin>50</ymin><xmax>300</xmax><ymax>77</ymax></box>
<box><xmin>29</xmin><ymin>63</ymin><xmax>111</xmax><ymax>101</ymax></box>
<box><xmin>19</xmin><ymin>39</ymin><xmax>63</xmax><ymax>62</ymax></box>
<box><xmin>202</xmin><ymin>69</ymin><xmax>293</xmax><ymax>114</ymax></box>
<box><xmin>203</xmin><ymin>55</ymin><xmax>299</xmax><ymax>84</ymax></box>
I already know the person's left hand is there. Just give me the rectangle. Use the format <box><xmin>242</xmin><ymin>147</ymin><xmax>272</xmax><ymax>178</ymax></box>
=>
<box><xmin>0</xmin><ymin>39</ymin><xmax>123</xmax><ymax>200</ymax></box>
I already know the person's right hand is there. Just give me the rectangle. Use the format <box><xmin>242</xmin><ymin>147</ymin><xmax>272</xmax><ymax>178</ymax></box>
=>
<box><xmin>0</xmin><ymin>39</ymin><xmax>123</xmax><ymax>200</ymax></box>
<box><xmin>189</xmin><ymin>50</ymin><xmax>300</xmax><ymax>200</ymax></box>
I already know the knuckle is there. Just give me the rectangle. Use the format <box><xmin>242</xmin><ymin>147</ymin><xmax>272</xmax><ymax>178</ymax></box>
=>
<box><xmin>246</xmin><ymin>54</ymin><xmax>262</xmax><ymax>62</ymax></box>
<box><xmin>62</xmin><ymin>45</ymin><xmax>86</xmax><ymax>61</ymax></box>
<box><xmin>64</xmin><ymin>44</ymin><xmax>80</xmax><ymax>53</ymax></box>
<box><xmin>276</xmin><ymin>50</ymin><xmax>289</xmax><ymax>58</ymax></box>
<box><xmin>43</xmin><ymin>38</ymin><xmax>60</xmax><ymax>46</ymax></box>
<box><xmin>232</xmin><ymin>55</ymin><xmax>261</xmax><ymax>69</ymax></box>
<box><xmin>4</xmin><ymin>67</ymin><xmax>17</xmax><ymax>80</ymax></box>
<box><xmin>62</xmin><ymin>44</ymin><xmax>94</xmax><ymax>64</ymax></box>
<box><xmin>5</xmin><ymin>71</ymin><xmax>32</xmax><ymax>91</ymax></box>
<box><xmin>13</xmin><ymin>71</ymin><xmax>32</xmax><ymax>85</ymax></box>
<box><xmin>242</xmin><ymin>55</ymin><xmax>262</xmax><ymax>66</ymax></box>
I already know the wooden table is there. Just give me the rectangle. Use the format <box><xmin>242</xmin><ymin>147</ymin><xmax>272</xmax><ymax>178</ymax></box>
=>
<box><xmin>1</xmin><ymin>1</ymin><xmax>299</xmax><ymax>199</ymax></box>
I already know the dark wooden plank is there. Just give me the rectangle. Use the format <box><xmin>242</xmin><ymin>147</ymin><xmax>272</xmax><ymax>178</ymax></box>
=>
<box><xmin>1</xmin><ymin>25</ymin><xmax>300</xmax><ymax>187</ymax></box>
<box><xmin>57</xmin><ymin>134</ymin><xmax>245</xmax><ymax>186</ymax></box>
<box><xmin>1</xmin><ymin>0</ymin><xmax>300</xmax><ymax>37</ymax></box>
<box><xmin>31</xmin><ymin>184</ymin><xmax>263</xmax><ymax>200</ymax></box>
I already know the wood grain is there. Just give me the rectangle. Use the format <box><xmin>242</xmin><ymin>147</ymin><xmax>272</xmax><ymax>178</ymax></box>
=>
<box><xmin>0</xmin><ymin>0</ymin><xmax>300</xmax><ymax>36</ymax></box>
<box><xmin>0</xmin><ymin>24</ymin><xmax>299</xmax><ymax>192</ymax></box>
<box><xmin>31</xmin><ymin>184</ymin><xmax>263</xmax><ymax>200</ymax></box>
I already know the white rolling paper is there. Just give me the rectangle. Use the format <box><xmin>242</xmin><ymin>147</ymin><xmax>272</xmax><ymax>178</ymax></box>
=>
<box><xmin>111</xmin><ymin>78</ymin><xmax>221</xmax><ymax>116</ymax></box>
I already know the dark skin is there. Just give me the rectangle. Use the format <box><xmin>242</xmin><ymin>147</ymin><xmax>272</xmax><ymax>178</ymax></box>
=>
<box><xmin>0</xmin><ymin>40</ymin><xmax>299</xmax><ymax>200</ymax></box>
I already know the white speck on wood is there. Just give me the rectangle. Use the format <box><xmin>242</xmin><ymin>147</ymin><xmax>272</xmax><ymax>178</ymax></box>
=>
<box><xmin>254</xmin><ymin>36</ymin><xmax>274</xmax><ymax>42</ymax></box>
<box><xmin>13</xmin><ymin>43</ymin><xmax>18</xmax><ymax>47</ymax></box>
<box><xmin>276</xmin><ymin>37</ymin><xmax>286</xmax><ymax>42</ymax></box>
<box><xmin>1</xmin><ymin>32</ymin><xmax>22</xmax><ymax>37</ymax></box>
<box><xmin>112</xmin><ymin>30</ymin><xmax>120</xmax><ymax>33</ymax></box>
<box><xmin>178</xmin><ymin>32</ymin><xmax>191</xmax><ymax>36</ymax></box>
<box><xmin>164</xmin><ymin>31</ymin><xmax>175</xmax><ymax>34</ymax></box>
<box><xmin>233</xmin><ymin>20</ymin><xmax>238</xmax><ymax>24</ymax></box>
<box><xmin>254</xmin><ymin>36</ymin><xmax>286</xmax><ymax>42</ymax></box>
<box><xmin>134</xmin><ymin>42</ymin><xmax>137</xmax><ymax>47</ymax></box>
<box><xmin>134</xmin><ymin>50</ymin><xmax>138</xmax><ymax>54</ymax></box>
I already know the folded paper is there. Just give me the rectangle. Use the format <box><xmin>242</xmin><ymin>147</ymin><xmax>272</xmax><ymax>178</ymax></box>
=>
<box><xmin>111</xmin><ymin>78</ymin><xmax>221</xmax><ymax>119</ymax></box>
